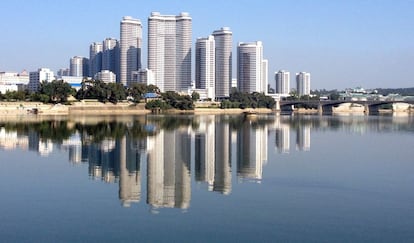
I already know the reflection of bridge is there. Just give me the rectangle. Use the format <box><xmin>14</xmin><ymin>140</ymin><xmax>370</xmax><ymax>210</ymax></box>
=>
<box><xmin>275</xmin><ymin>100</ymin><xmax>414</xmax><ymax>114</ymax></box>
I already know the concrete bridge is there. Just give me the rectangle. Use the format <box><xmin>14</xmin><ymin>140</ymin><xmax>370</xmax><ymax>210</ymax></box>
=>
<box><xmin>274</xmin><ymin>99</ymin><xmax>414</xmax><ymax>114</ymax></box>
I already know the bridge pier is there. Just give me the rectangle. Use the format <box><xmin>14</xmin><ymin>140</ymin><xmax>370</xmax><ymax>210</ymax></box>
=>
<box><xmin>318</xmin><ymin>103</ymin><xmax>323</xmax><ymax>115</ymax></box>
<box><xmin>275</xmin><ymin>100</ymin><xmax>280</xmax><ymax>111</ymax></box>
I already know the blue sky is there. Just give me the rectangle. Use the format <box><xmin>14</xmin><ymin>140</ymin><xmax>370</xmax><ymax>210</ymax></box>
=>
<box><xmin>1</xmin><ymin>0</ymin><xmax>413</xmax><ymax>89</ymax></box>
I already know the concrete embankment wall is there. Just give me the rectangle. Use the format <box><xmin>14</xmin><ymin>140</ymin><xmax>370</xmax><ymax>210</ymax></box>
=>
<box><xmin>0</xmin><ymin>102</ymin><xmax>150</xmax><ymax>115</ymax></box>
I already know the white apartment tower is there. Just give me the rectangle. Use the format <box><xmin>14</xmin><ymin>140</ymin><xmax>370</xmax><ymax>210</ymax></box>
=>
<box><xmin>212</xmin><ymin>27</ymin><xmax>232</xmax><ymax>98</ymax></box>
<box><xmin>28</xmin><ymin>68</ymin><xmax>55</xmax><ymax>93</ymax></box>
<box><xmin>195</xmin><ymin>36</ymin><xmax>215</xmax><ymax>100</ymax></box>
<box><xmin>275</xmin><ymin>70</ymin><xmax>290</xmax><ymax>95</ymax></box>
<box><xmin>102</xmin><ymin>38</ymin><xmax>119</xmax><ymax>80</ymax></box>
<box><xmin>89</xmin><ymin>42</ymin><xmax>103</xmax><ymax>78</ymax></box>
<box><xmin>70</xmin><ymin>56</ymin><xmax>89</xmax><ymax>77</ymax></box>
<box><xmin>148</xmin><ymin>12</ymin><xmax>192</xmax><ymax>92</ymax></box>
<box><xmin>237</xmin><ymin>41</ymin><xmax>267</xmax><ymax>93</ymax></box>
<box><xmin>296</xmin><ymin>72</ymin><xmax>311</xmax><ymax>96</ymax></box>
<box><xmin>262</xmin><ymin>59</ymin><xmax>268</xmax><ymax>95</ymax></box>
<box><xmin>120</xmin><ymin>16</ymin><xmax>142</xmax><ymax>86</ymax></box>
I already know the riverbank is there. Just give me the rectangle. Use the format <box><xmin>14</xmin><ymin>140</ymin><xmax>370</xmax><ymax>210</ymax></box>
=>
<box><xmin>0</xmin><ymin>101</ymin><xmax>412</xmax><ymax>116</ymax></box>
<box><xmin>0</xmin><ymin>102</ymin><xmax>274</xmax><ymax>116</ymax></box>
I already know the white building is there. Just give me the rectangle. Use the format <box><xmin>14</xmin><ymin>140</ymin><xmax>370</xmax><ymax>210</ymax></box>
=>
<box><xmin>148</xmin><ymin>12</ymin><xmax>192</xmax><ymax>92</ymax></box>
<box><xmin>296</xmin><ymin>72</ymin><xmax>311</xmax><ymax>96</ymax></box>
<box><xmin>212</xmin><ymin>27</ymin><xmax>232</xmax><ymax>99</ymax></box>
<box><xmin>0</xmin><ymin>71</ymin><xmax>29</xmax><ymax>85</ymax></box>
<box><xmin>28</xmin><ymin>68</ymin><xmax>55</xmax><ymax>92</ymax></box>
<box><xmin>70</xmin><ymin>56</ymin><xmax>89</xmax><ymax>77</ymax></box>
<box><xmin>131</xmin><ymin>68</ymin><xmax>155</xmax><ymax>86</ymax></box>
<box><xmin>262</xmin><ymin>59</ymin><xmax>268</xmax><ymax>95</ymax></box>
<box><xmin>275</xmin><ymin>70</ymin><xmax>290</xmax><ymax>95</ymax></box>
<box><xmin>60</xmin><ymin>76</ymin><xmax>83</xmax><ymax>90</ymax></box>
<box><xmin>120</xmin><ymin>16</ymin><xmax>142</xmax><ymax>87</ymax></box>
<box><xmin>102</xmin><ymin>38</ymin><xmax>119</xmax><ymax>80</ymax></box>
<box><xmin>237</xmin><ymin>41</ymin><xmax>267</xmax><ymax>93</ymax></box>
<box><xmin>195</xmin><ymin>35</ymin><xmax>215</xmax><ymax>100</ymax></box>
<box><xmin>0</xmin><ymin>71</ymin><xmax>29</xmax><ymax>93</ymax></box>
<box><xmin>89</xmin><ymin>42</ymin><xmax>103</xmax><ymax>78</ymax></box>
<box><xmin>95</xmin><ymin>70</ymin><xmax>116</xmax><ymax>83</ymax></box>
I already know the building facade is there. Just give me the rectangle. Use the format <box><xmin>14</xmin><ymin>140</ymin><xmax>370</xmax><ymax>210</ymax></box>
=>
<box><xmin>296</xmin><ymin>72</ymin><xmax>311</xmax><ymax>96</ymax></box>
<box><xmin>102</xmin><ymin>38</ymin><xmax>119</xmax><ymax>80</ymax></box>
<box><xmin>89</xmin><ymin>42</ymin><xmax>103</xmax><ymax>78</ymax></box>
<box><xmin>28</xmin><ymin>68</ymin><xmax>55</xmax><ymax>92</ymax></box>
<box><xmin>70</xmin><ymin>56</ymin><xmax>89</xmax><ymax>77</ymax></box>
<box><xmin>120</xmin><ymin>16</ymin><xmax>142</xmax><ymax>86</ymax></box>
<box><xmin>95</xmin><ymin>70</ymin><xmax>116</xmax><ymax>83</ymax></box>
<box><xmin>195</xmin><ymin>36</ymin><xmax>215</xmax><ymax>100</ymax></box>
<box><xmin>132</xmin><ymin>68</ymin><xmax>155</xmax><ymax>86</ymax></box>
<box><xmin>148</xmin><ymin>12</ymin><xmax>192</xmax><ymax>92</ymax></box>
<box><xmin>237</xmin><ymin>41</ymin><xmax>267</xmax><ymax>93</ymax></box>
<box><xmin>212</xmin><ymin>27</ymin><xmax>232</xmax><ymax>99</ymax></box>
<box><xmin>275</xmin><ymin>70</ymin><xmax>290</xmax><ymax>95</ymax></box>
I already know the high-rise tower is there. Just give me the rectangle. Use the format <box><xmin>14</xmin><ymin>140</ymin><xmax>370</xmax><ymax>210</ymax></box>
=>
<box><xmin>120</xmin><ymin>16</ymin><xmax>142</xmax><ymax>86</ymax></box>
<box><xmin>89</xmin><ymin>42</ymin><xmax>103</xmax><ymax>78</ymax></box>
<box><xmin>148</xmin><ymin>12</ymin><xmax>192</xmax><ymax>92</ymax></box>
<box><xmin>70</xmin><ymin>56</ymin><xmax>89</xmax><ymax>77</ymax></box>
<box><xmin>237</xmin><ymin>41</ymin><xmax>267</xmax><ymax>93</ymax></box>
<box><xmin>102</xmin><ymin>38</ymin><xmax>119</xmax><ymax>80</ymax></box>
<box><xmin>212</xmin><ymin>27</ymin><xmax>232</xmax><ymax>98</ymax></box>
<box><xmin>296</xmin><ymin>72</ymin><xmax>311</xmax><ymax>96</ymax></box>
<box><xmin>195</xmin><ymin>35</ymin><xmax>215</xmax><ymax>100</ymax></box>
<box><xmin>275</xmin><ymin>70</ymin><xmax>290</xmax><ymax>95</ymax></box>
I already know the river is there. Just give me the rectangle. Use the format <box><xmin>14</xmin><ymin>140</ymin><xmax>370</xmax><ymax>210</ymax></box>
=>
<box><xmin>0</xmin><ymin>114</ymin><xmax>413</xmax><ymax>242</ymax></box>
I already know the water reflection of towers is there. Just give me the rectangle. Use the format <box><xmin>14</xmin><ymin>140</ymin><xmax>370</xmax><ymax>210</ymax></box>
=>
<box><xmin>83</xmin><ymin>135</ymin><xmax>143</xmax><ymax>207</ymax></box>
<box><xmin>273</xmin><ymin>116</ymin><xmax>311</xmax><ymax>153</ymax></box>
<box><xmin>194</xmin><ymin>115</ymin><xmax>232</xmax><ymax>194</ymax></box>
<box><xmin>147</xmin><ymin>129</ymin><xmax>192</xmax><ymax>209</ymax></box>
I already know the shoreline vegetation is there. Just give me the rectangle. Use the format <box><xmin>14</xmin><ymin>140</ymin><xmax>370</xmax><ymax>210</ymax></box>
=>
<box><xmin>0</xmin><ymin>101</ymin><xmax>411</xmax><ymax>116</ymax></box>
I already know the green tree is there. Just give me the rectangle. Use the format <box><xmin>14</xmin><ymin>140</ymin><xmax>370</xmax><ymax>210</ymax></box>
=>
<box><xmin>191</xmin><ymin>91</ymin><xmax>200</xmax><ymax>101</ymax></box>
<box><xmin>39</xmin><ymin>80</ymin><xmax>75</xmax><ymax>103</ymax></box>
<box><xmin>127</xmin><ymin>83</ymin><xmax>147</xmax><ymax>103</ymax></box>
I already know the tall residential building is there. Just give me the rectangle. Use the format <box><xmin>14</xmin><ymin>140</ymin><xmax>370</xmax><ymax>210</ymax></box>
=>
<box><xmin>57</xmin><ymin>68</ymin><xmax>70</xmax><ymax>78</ymax></box>
<box><xmin>148</xmin><ymin>12</ymin><xmax>192</xmax><ymax>92</ymax></box>
<box><xmin>212</xmin><ymin>27</ymin><xmax>232</xmax><ymax>98</ymax></box>
<box><xmin>262</xmin><ymin>59</ymin><xmax>268</xmax><ymax>95</ymax></box>
<box><xmin>296</xmin><ymin>72</ymin><xmax>311</xmax><ymax>96</ymax></box>
<box><xmin>102</xmin><ymin>38</ymin><xmax>119</xmax><ymax>80</ymax></box>
<box><xmin>89</xmin><ymin>42</ymin><xmax>103</xmax><ymax>78</ymax></box>
<box><xmin>70</xmin><ymin>56</ymin><xmax>89</xmax><ymax>77</ymax></box>
<box><xmin>28</xmin><ymin>68</ymin><xmax>55</xmax><ymax>92</ymax></box>
<box><xmin>237</xmin><ymin>41</ymin><xmax>267</xmax><ymax>93</ymax></box>
<box><xmin>120</xmin><ymin>16</ymin><xmax>142</xmax><ymax>86</ymax></box>
<box><xmin>132</xmin><ymin>68</ymin><xmax>155</xmax><ymax>85</ymax></box>
<box><xmin>275</xmin><ymin>70</ymin><xmax>290</xmax><ymax>95</ymax></box>
<box><xmin>195</xmin><ymin>36</ymin><xmax>215</xmax><ymax>100</ymax></box>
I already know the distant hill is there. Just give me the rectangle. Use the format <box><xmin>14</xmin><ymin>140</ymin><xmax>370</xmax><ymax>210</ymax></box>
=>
<box><xmin>375</xmin><ymin>88</ymin><xmax>414</xmax><ymax>96</ymax></box>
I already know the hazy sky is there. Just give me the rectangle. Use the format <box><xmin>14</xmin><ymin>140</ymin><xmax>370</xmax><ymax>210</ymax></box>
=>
<box><xmin>1</xmin><ymin>0</ymin><xmax>413</xmax><ymax>89</ymax></box>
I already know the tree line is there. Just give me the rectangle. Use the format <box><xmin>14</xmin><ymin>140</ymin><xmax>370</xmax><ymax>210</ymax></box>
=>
<box><xmin>0</xmin><ymin>80</ymin><xmax>279</xmax><ymax>110</ymax></box>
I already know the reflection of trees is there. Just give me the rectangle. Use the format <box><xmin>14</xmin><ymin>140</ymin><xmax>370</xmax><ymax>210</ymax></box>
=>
<box><xmin>149</xmin><ymin>116</ymin><xmax>199</xmax><ymax>131</ymax></box>
<box><xmin>1</xmin><ymin>121</ymin><xmax>75</xmax><ymax>143</ymax></box>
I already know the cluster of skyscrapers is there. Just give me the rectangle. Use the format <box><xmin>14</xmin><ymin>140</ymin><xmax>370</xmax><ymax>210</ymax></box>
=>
<box><xmin>57</xmin><ymin>12</ymin><xmax>305</xmax><ymax>100</ymax></box>
<box><xmin>1</xmin><ymin>11</ymin><xmax>310</xmax><ymax>98</ymax></box>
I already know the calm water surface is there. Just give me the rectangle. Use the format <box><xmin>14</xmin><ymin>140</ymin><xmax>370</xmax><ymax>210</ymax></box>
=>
<box><xmin>0</xmin><ymin>114</ymin><xmax>413</xmax><ymax>242</ymax></box>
